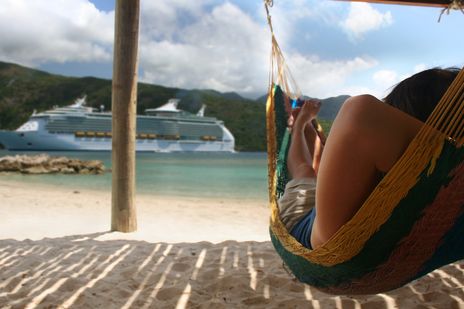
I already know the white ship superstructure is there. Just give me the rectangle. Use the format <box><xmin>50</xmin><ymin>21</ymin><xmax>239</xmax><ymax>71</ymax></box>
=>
<box><xmin>0</xmin><ymin>98</ymin><xmax>235</xmax><ymax>152</ymax></box>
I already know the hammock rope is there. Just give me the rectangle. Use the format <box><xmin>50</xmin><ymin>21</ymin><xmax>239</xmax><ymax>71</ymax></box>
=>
<box><xmin>265</xmin><ymin>0</ymin><xmax>464</xmax><ymax>294</ymax></box>
<box><xmin>264</xmin><ymin>0</ymin><xmax>301</xmax><ymax>100</ymax></box>
<box><xmin>438</xmin><ymin>0</ymin><xmax>464</xmax><ymax>22</ymax></box>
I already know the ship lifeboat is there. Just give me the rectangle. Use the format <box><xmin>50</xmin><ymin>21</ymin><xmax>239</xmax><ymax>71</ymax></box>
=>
<box><xmin>201</xmin><ymin>135</ymin><xmax>217</xmax><ymax>141</ymax></box>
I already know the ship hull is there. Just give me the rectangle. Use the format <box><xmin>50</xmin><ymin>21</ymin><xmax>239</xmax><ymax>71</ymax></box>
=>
<box><xmin>0</xmin><ymin>131</ymin><xmax>234</xmax><ymax>152</ymax></box>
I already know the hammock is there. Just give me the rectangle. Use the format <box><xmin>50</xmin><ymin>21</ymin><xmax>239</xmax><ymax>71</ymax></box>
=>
<box><xmin>265</xmin><ymin>2</ymin><xmax>464</xmax><ymax>295</ymax></box>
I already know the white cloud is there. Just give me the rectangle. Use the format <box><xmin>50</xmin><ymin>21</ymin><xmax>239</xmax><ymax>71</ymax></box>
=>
<box><xmin>341</xmin><ymin>3</ymin><xmax>393</xmax><ymax>40</ymax></box>
<box><xmin>139</xmin><ymin>0</ymin><xmax>381</xmax><ymax>98</ymax></box>
<box><xmin>140</xmin><ymin>0</ymin><xmax>377</xmax><ymax>97</ymax></box>
<box><xmin>368</xmin><ymin>65</ymin><xmax>434</xmax><ymax>99</ymax></box>
<box><xmin>140</xmin><ymin>0</ymin><xmax>214</xmax><ymax>41</ymax></box>
<box><xmin>414</xmin><ymin>63</ymin><xmax>428</xmax><ymax>73</ymax></box>
<box><xmin>0</xmin><ymin>0</ymin><xmax>396</xmax><ymax>99</ymax></box>
<box><xmin>139</xmin><ymin>2</ymin><xmax>270</xmax><ymax>97</ymax></box>
<box><xmin>0</xmin><ymin>0</ymin><xmax>114</xmax><ymax>66</ymax></box>
<box><xmin>371</xmin><ymin>69</ymin><xmax>399</xmax><ymax>98</ymax></box>
<box><xmin>286</xmin><ymin>53</ymin><xmax>378</xmax><ymax>98</ymax></box>
<box><xmin>373</xmin><ymin>69</ymin><xmax>398</xmax><ymax>87</ymax></box>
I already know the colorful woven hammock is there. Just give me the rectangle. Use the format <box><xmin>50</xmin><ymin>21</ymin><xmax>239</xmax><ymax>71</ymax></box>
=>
<box><xmin>265</xmin><ymin>3</ymin><xmax>464</xmax><ymax>295</ymax></box>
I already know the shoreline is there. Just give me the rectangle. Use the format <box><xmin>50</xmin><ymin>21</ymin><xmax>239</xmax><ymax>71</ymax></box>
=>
<box><xmin>0</xmin><ymin>176</ymin><xmax>268</xmax><ymax>203</ymax></box>
<box><xmin>0</xmin><ymin>167</ymin><xmax>269</xmax><ymax>203</ymax></box>
<box><xmin>0</xmin><ymin>179</ymin><xmax>269</xmax><ymax>243</ymax></box>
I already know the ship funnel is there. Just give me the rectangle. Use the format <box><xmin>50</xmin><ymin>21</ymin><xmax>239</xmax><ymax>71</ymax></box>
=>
<box><xmin>197</xmin><ymin>104</ymin><xmax>206</xmax><ymax>117</ymax></box>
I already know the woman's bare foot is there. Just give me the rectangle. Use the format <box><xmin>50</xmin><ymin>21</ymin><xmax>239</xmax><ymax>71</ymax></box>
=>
<box><xmin>285</xmin><ymin>99</ymin><xmax>324</xmax><ymax>177</ymax></box>
<box><xmin>293</xmin><ymin>100</ymin><xmax>326</xmax><ymax>146</ymax></box>
<box><xmin>288</xmin><ymin>99</ymin><xmax>321</xmax><ymax>129</ymax></box>
<box><xmin>293</xmin><ymin>99</ymin><xmax>321</xmax><ymax>131</ymax></box>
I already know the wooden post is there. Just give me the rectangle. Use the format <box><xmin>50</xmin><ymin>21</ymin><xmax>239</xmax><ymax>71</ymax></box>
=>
<box><xmin>111</xmin><ymin>0</ymin><xmax>140</xmax><ymax>232</ymax></box>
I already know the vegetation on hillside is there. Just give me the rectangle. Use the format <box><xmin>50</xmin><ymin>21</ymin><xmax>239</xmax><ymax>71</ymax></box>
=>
<box><xmin>0</xmin><ymin>61</ymin><xmax>345</xmax><ymax>151</ymax></box>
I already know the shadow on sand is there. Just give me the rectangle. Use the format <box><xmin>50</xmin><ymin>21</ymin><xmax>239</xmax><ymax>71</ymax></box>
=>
<box><xmin>0</xmin><ymin>233</ymin><xmax>463</xmax><ymax>308</ymax></box>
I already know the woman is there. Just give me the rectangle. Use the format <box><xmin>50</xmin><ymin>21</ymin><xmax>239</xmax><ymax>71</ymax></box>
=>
<box><xmin>278</xmin><ymin>67</ymin><xmax>459</xmax><ymax>250</ymax></box>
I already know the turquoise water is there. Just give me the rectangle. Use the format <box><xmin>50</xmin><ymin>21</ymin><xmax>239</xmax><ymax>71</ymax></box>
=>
<box><xmin>0</xmin><ymin>150</ymin><xmax>268</xmax><ymax>201</ymax></box>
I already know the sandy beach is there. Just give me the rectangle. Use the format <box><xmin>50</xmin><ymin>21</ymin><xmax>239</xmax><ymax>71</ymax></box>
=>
<box><xmin>1</xmin><ymin>179</ymin><xmax>464</xmax><ymax>308</ymax></box>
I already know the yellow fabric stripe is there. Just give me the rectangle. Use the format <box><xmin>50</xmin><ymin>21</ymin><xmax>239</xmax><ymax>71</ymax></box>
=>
<box><xmin>266</xmin><ymin>86</ymin><xmax>277</xmax><ymax>204</ymax></box>
<box><xmin>427</xmin><ymin>68</ymin><xmax>464</xmax><ymax>142</ymax></box>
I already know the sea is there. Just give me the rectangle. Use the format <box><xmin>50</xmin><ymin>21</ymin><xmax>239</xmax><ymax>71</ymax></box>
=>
<box><xmin>0</xmin><ymin>150</ymin><xmax>269</xmax><ymax>202</ymax></box>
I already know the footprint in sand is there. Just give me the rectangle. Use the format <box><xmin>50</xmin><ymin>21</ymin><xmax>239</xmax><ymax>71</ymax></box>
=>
<box><xmin>241</xmin><ymin>296</ymin><xmax>270</xmax><ymax>306</ymax></box>
<box><xmin>171</xmin><ymin>262</ymin><xmax>190</xmax><ymax>272</ymax></box>
<box><xmin>156</xmin><ymin>287</ymin><xmax>183</xmax><ymax>301</ymax></box>
<box><xmin>422</xmin><ymin>291</ymin><xmax>445</xmax><ymax>303</ymax></box>
<box><xmin>198</xmin><ymin>269</ymin><xmax>219</xmax><ymax>281</ymax></box>
<box><xmin>264</xmin><ymin>274</ymin><xmax>290</xmax><ymax>288</ymax></box>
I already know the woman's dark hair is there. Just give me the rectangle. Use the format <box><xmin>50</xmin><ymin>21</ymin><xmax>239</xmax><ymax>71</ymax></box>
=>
<box><xmin>383</xmin><ymin>67</ymin><xmax>460</xmax><ymax>122</ymax></box>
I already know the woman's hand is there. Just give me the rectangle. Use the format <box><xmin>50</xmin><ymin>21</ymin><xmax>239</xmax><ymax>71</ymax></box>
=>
<box><xmin>291</xmin><ymin>99</ymin><xmax>321</xmax><ymax>131</ymax></box>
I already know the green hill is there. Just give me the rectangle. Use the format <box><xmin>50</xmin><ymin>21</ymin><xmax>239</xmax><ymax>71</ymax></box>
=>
<box><xmin>0</xmin><ymin>61</ymin><xmax>347</xmax><ymax>151</ymax></box>
<box><xmin>0</xmin><ymin>61</ymin><xmax>267</xmax><ymax>151</ymax></box>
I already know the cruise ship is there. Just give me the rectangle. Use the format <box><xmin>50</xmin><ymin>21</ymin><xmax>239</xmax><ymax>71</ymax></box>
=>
<box><xmin>0</xmin><ymin>97</ymin><xmax>235</xmax><ymax>152</ymax></box>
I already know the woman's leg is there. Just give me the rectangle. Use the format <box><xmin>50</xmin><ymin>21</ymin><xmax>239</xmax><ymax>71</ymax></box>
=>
<box><xmin>279</xmin><ymin>100</ymin><xmax>321</xmax><ymax>235</ymax></box>
<box><xmin>287</xmin><ymin>100</ymin><xmax>322</xmax><ymax>179</ymax></box>
<box><xmin>306</xmin><ymin>121</ymin><xmax>324</xmax><ymax>174</ymax></box>
<box><xmin>311</xmin><ymin>95</ymin><xmax>424</xmax><ymax>249</ymax></box>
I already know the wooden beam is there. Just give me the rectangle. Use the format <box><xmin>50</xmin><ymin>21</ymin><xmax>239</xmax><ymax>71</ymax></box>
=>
<box><xmin>337</xmin><ymin>0</ymin><xmax>451</xmax><ymax>7</ymax></box>
<box><xmin>111</xmin><ymin>0</ymin><xmax>140</xmax><ymax>233</ymax></box>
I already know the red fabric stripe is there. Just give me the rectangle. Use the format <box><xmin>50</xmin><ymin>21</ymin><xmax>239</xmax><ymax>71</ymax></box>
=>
<box><xmin>326</xmin><ymin>162</ymin><xmax>464</xmax><ymax>294</ymax></box>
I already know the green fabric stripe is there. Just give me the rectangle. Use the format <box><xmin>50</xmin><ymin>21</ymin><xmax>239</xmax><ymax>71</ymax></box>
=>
<box><xmin>273</xmin><ymin>85</ymin><xmax>291</xmax><ymax>197</ymax></box>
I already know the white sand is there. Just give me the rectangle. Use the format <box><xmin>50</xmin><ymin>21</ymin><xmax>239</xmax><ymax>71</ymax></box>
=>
<box><xmin>1</xmin><ymin>179</ymin><xmax>463</xmax><ymax>308</ymax></box>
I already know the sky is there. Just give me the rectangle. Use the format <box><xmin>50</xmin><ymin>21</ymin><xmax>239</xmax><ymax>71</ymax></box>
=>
<box><xmin>0</xmin><ymin>0</ymin><xmax>462</xmax><ymax>99</ymax></box>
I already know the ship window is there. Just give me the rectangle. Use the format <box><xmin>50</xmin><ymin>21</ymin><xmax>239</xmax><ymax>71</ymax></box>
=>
<box><xmin>20</xmin><ymin>133</ymin><xmax>24</xmax><ymax>137</ymax></box>
<box><xmin>0</xmin><ymin>143</ymin><xmax>4</xmax><ymax>149</ymax></box>
<box><xmin>27</xmin><ymin>142</ymin><xmax>32</xmax><ymax>146</ymax></box>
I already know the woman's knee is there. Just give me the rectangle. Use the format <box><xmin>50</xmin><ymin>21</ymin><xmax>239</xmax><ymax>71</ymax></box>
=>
<box><xmin>338</xmin><ymin>95</ymin><xmax>379</xmax><ymax>123</ymax></box>
<box><xmin>331</xmin><ymin>95</ymin><xmax>378</xmax><ymax>137</ymax></box>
